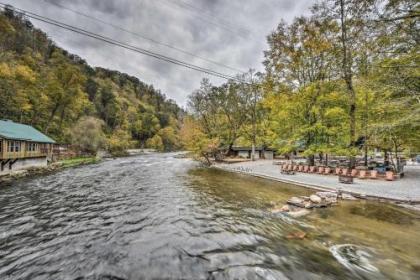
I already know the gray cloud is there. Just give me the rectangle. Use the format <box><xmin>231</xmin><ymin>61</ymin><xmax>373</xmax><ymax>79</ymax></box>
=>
<box><xmin>9</xmin><ymin>0</ymin><xmax>315</xmax><ymax>106</ymax></box>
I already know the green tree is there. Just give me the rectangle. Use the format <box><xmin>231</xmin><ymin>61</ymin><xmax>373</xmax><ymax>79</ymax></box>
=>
<box><xmin>71</xmin><ymin>117</ymin><xmax>106</xmax><ymax>154</ymax></box>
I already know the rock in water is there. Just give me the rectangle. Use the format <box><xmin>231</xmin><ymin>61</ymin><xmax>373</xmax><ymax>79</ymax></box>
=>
<box><xmin>286</xmin><ymin>231</ymin><xmax>307</xmax><ymax>240</ymax></box>
<box><xmin>287</xmin><ymin>209</ymin><xmax>311</xmax><ymax>218</ymax></box>
<box><xmin>271</xmin><ymin>204</ymin><xmax>290</xmax><ymax>213</ymax></box>
<box><xmin>316</xmin><ymin>191</ymin><xmax>338</xmax><ymax>199</ymax></box>
<box><xmin>287</xmin><ymin>197</ymin><xmax>306</xmax><ymax>208</ymax></box>
<box><xmin>289</xmin><ymin>197</ymin><xmax>304</xmax><ymax>204</ymax></box>
<box><xmin>342</xmin><ymin>193</ymin><xmax>357</xmax><ymax>200</ymax></box>
<box><xmin>310</xmin><ymin>194</ymin><xmax>322</xmax><ymax>204</ymax></box>
<box><xmin>304</xmin><ymin>201</ymin><xmax>315</xmax><ymax>209</ymax></box>
<box><xmin>281</xmin><ymin>205</ymin><xmax>290</xmax><ymax>212</ymax></box>
<box><xmin>325</xmin><ymin>196</ymin><xmax>338</xmax><ymax>204</ymax></box>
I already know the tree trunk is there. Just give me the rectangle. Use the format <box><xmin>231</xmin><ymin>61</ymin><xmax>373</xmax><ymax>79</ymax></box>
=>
<box><xmin>226</xmin><ymin>143</ymin><xmax>234</xmax><ymax>157</ymax></box>
<box><xmin>340</xmin><ymin>0</ymin><xmax>356</xmax><ymax>169</ymax></box>
<box><xmin>307</xmin><ymin>155</ymin><xmax>315</xmax><ymax>166</ymax></box>
<box><xmin>44</xmin><ymin>102</ymin><xmax>60</xmax><ymax>133</ymax></box>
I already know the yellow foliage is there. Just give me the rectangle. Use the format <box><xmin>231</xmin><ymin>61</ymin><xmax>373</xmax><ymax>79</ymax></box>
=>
<box><xmin>15</xmin><ymin>65</ymin><xmax>36</xmax><ymax>83</ymax></box>
<box><xmin>0</xmin><ymin>63</ymin><xmax>12</xmax><ymax>78</ymax></box>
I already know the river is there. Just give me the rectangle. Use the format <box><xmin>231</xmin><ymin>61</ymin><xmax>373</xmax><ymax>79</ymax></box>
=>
<box><xmin>0</xmin><ymin>153</ymin><xmax>419</xmax><ymax>279</ymax></box>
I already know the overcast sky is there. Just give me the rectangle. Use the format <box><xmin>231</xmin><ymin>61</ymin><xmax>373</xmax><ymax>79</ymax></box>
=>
<box><xmin>9</xmin><ymin>0</ymin><xmax>315</xmax><ymax>107</ymax></box>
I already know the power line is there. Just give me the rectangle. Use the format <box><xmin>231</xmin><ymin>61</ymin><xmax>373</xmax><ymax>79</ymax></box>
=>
<box><xmin>0</xmin><ymin>4</ymin><xmax>242</xmax><ymax>81</ymax></box>
<box><xmin>42</xmin><ymin>0</ymin><xmax>245</xmax><ymax>73</ymax></box>
<box><xmin>169</xmin><ymin>0</ymin><xmax>252</xmax><ymax>36</ymax></box>
<box><xmin>155</xmin><ymin>0</ymin><xmax>249</xmax><ymax>39</ymax></box>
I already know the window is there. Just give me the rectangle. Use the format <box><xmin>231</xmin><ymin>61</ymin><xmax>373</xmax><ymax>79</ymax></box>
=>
<box><xmin>26</xmin><ymin>143</ymin><xmax>38</xmax><ymax>152</ymax></box>
<box><xmin>7</xmin><ymin>141</ymin><xmax>21</xmax><ymax>153</ymax></box>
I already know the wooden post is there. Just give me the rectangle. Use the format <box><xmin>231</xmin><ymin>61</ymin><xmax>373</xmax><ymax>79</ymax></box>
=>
<box><xmin>0</xmin><ymin>139</ymin><xmax>4</xmax><ymax>159</ymax></box>
<box><xmin>21</xmin><ymin>141</ymin><xmax>26</xmax><ymax>158</ymax></box>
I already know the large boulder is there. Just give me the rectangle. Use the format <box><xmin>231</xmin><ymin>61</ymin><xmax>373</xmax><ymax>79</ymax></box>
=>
<box><xmin>309</xmin><ymin>194</ymin><xmax>322</xmax><ymax>204</ymax></box>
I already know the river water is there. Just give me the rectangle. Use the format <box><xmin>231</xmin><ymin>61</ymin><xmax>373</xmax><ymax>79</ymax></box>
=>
<box><xmin>0</xmin><ymin>153</ymin><xmax>419</xmax><ymax>280</ymax></box>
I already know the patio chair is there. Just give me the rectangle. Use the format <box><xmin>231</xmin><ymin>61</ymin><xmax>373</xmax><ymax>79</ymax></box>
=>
<box><xmin>324</xmin><ymin>167</ymin><xmax>332</xmax><ymax>175</ymax></box>
<box><xmin>385</xmin><ymin>171</ymin><xmax>395</xmax><ymax>181</ymax></box>
<box><xmin>370</xmin><ymin>170</ymin><xmax>378</xmax><ymax>179</ymax></box>
<box><xmin>358</xmin><ymin>170</ymin><xmax>368</xmax><ymax>179</ymax></box>
<box><xmin>309</xmin><ymin>166</ymin><xmax>316</xmax><ymax>173</ymax></box>
<box><xmin>351</xmin><ymin>169</ymin><xmax>358</xmax><ymax>177</ymax></box>
<box><xmin>317</xmin><ymin>166</ymin><xmax>325</xmax><ymax>174</ymax></box>
<box><xmin>303</xmin><ymin>165</ymin><xmax>309</xmax><ymax>173</ymax></box>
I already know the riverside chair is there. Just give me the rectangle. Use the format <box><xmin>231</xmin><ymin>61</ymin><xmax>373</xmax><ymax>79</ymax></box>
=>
<box><xmin>317</xmin><ymin>166</ymin><xmax>325</xmax><ymax>174</ymax></box>
<box><xmin>386</xmin><ymin>171</ymin><xmax>395</xmax><ymax>181</ymax></box>
<box><xmin>324</xmin><ymin>167</ymin><xmax>332</xmax><ymax>175</ymax></box>
<box><xmin>351</xmin><ymin>169</ymin><xmax>358</xmax><ymax>177</ymax></box>
<box><xmin>309</xmin><ymin>166</ymin><xmax>316</xmax><ymax>173</ymax></box>
<box><xmin>358</xmin><ymin>170</ymin><xmax>368</xmax><ymax>179</ymax></box>
<box><xmin>370</xmin><ymin>170</ymin><xmax>378</xmax><ymax>179</ymax></box>
<box><xmin>298</xmin><ymin>165</ymin><xmax>304</xmax><ymax>172</ymax></box>
<box><xmin>335</xmin><ymin>167</ymin><xmax>341</xmax><ymax>175</ymax></box>
<box><xmin>303</xmin><ymin>165</ymin><xmax>309</xmax><ymax>173</ymax></box>
<box><xmin>293</xmin><ymin>165</ymin><xmax>299</xmax><ymax>171</ymax></box>
<box><xmin>341</xmin><ymin>168</ymin><xmax>349</xmax><ymax>176</ymax></box>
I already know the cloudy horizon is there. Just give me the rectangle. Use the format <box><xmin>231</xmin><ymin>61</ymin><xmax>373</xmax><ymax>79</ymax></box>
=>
<box><xmin>7</xmin><ymin>0</ymin><xmax>315</xmax><ymax>107</ymax></box>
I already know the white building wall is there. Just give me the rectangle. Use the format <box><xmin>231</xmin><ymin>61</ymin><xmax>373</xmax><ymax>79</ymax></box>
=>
<box><xmin>0</xmin><ymin>157</ymin><xmax>47</xmax><ymax>176</ymax></box>
<box><xmin>264</xmin><ymin>151</ymin><xmax>274</xmax><ymax>160</ymax></box>
<box><xmin>254</xmin><ymin>151</ymin><xmax>260</xmax><ymax>159</ymax></box>
<box><xmin>238</xmin><ymin>151</ymin><xmax>249</xmax><ymax>158</ymax></box>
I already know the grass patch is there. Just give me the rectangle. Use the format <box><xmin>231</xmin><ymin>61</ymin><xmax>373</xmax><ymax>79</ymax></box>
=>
<box><xmin>59</xmin><ymin>156</ymin><xmax>99</xmax><ymax>168</ymax></box>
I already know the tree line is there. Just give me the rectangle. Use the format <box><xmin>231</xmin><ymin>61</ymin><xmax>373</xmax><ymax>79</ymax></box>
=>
<box><xmin>0</xmin><ymin>7</ymin><xmax>183</xmax><ymax>155</ymax></box>
<box><xmin>183</xmin><ymin>0</ymin><xmax>419</xmax><ymax>171</ymax></box>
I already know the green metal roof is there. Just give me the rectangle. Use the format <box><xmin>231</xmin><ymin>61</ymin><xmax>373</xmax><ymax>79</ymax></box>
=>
<box><xmin>0</xmin><ymin>120</ymin><xmax>56</xmax><ymax>143</ymax></box>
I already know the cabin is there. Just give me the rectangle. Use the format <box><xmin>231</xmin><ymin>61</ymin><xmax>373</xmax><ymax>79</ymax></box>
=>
<box><xmin>222</xmin><ymin>146</ymin><xmax>275</xmax><ymax>160</ymax></box>
<box><xmin>0</xmin><ymin>120</ymin><xmax>55</xmax><ymax>176</ymax></box>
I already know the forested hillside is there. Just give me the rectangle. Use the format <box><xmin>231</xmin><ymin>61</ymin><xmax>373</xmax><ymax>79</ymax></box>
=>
<box><xmin>0</xmin><ymin>7</ymin><xmax>183</xmax><ymax>153</ymax></box>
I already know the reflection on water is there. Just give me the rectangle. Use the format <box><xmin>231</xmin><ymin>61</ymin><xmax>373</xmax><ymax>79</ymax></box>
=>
<box><xmin>0</xmin><ymin>154</ymin><xmax>419</xmax><ymax>279</ymax></box>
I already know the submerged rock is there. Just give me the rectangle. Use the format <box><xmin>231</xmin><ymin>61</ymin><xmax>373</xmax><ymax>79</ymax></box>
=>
<box><xmin>341</xmin><ymin>193</ymin><xmax>358</xmax><ymax>200</ymax></box>
<box><xmin>286</xmin><ymin>231</ymin><xmax>307</xmax><ymax>240</ymax></box>
<box><xmin>271</xmin><ymin>205</ymin><xmax>290</xmax><ymax>213</ymax></box>
<box><xmin>329</xmin><ymin>244</ymin><xmax>380</xmax><ymax>276</ymax></box>
<box><xmin>287</xmin><ymin>209</ymin><xmax>311</xmax><ymax>218</ymax></box>
<box><xmin>289</xmin><ymin>197</ymin><xmax>304</xmax><ymax>204</ymax></box>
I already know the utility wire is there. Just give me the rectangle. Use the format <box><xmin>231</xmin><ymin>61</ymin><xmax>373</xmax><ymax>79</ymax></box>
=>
<box><xmin>0</xmin><ymin>4</ymin><xmax>242</xmax><ymax>81</ymax></box>
<box><xmin>42</xmin><ymin>0</ymin><xmax>245</xmax><ymax>73</ymax></box>
<box><xmin>156</xmin><ymin>0</ymin><xmax>248</xmax><ymax>39</ymax></box>
<box><xmin>169</xmin><ymin>0</ymin><xmax>251</xmax><ymax>35</ymax></box>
